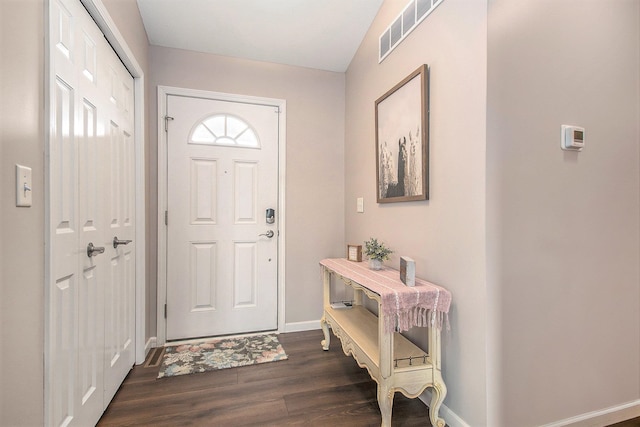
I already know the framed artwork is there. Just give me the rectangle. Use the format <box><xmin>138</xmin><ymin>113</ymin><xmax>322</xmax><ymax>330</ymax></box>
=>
<box><xmin>375</xmin><ymin>64</ymin><xmax>429</xmax><ymax>203</ymax></box>
<box><xmin>347</xmin><ymin>244</ymin><xmax>362</xmax><ymax>262</ymax></box>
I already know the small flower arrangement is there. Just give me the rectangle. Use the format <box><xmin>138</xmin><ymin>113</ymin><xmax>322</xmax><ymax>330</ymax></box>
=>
<box><xmin>363</xmin><ymin>237</ymin><xmax>393</xmax><ymax>261</ymax></box>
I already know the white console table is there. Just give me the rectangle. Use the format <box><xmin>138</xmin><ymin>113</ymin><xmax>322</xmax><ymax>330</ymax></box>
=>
<box><xmin>319</xmin><ymin>258</ymin><xmax>450</xmax><ymax>427</ymax></box>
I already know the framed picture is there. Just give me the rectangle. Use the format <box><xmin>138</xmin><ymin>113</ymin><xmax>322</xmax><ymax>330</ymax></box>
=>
<box><xmin>375</xmin><ymin>64</ymin><xmax>429</xmax><ymax>203</ymax></box>
<box><xmin>347</xmin><ymin>244</ymin><xmax>362</xmax><ymax>262</ymax></box>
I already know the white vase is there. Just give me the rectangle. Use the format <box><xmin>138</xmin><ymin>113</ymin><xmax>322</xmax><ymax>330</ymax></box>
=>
<box><xmin>369</xmin><ymin>259</ymin><xmax>383</xmax><ymax>270</ymax></box>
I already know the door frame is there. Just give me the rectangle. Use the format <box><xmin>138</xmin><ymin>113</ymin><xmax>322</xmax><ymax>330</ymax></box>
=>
<box><xmin>44</xmin><ymin>1</ymin><xmax>146</xmax><ymax>422</ymax></box>
<box><xmin>156</xmin><ymin>86</ymin><xmax>286</xmax><ymax>345</ymax></box>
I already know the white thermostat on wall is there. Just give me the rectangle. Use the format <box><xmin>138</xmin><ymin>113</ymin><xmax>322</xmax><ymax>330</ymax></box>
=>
<box><xmin>561</xmin><ymin>125</ymin><xmax>585</xmax><ymax>151</ymax></box>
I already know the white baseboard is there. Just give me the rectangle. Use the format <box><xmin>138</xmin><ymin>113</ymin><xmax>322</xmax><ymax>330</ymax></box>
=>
<box><xmin>418</xmin><ymin>390</ymin><xmax>470</xmax><ymax>427</ymax></box>
<box><xmin>415</xmin><ymin>393</ymin><xmax>640</xmax><ymax>427</ymax></box>
<box><xmin>282</xmin><ymin>320</ymin><xmax>321</xmax><ymax>333</ymax></box>
<box><xmin>145</xmin><ymin>337</ymin><xmax>157</xmax><ymax>354</ymax></box>
<box><xmin>541</xmin><ymin>399</ymin><xmax>640</xmax><ymax>427</ymax></box>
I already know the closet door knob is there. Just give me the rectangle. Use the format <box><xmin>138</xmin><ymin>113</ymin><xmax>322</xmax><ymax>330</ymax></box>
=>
<box><xmin>87</xmin><ymin>242</ymin><xmax>105</xmax><ymax>257</ymax></box>
<box><xmin>113</xmin><ymin>236</ymin><xmax>132</xmax><ymax>248</ymax></box>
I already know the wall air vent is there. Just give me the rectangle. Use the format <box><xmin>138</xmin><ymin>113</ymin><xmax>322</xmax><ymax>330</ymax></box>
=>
<box><xmin>379</xmin><ymin>0</ymin><xmax>445</xmax><ymax>63</ymax></box>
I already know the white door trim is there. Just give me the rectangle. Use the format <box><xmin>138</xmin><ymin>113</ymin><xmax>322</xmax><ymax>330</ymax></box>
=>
<box><xmin>44</xmin><ymin>0</ymin><xmax>146</xmax><ymax>379</ymax></box>
<box><xmin>156</xmin><ymin>85</ymin><xmax>286</xmax><ymax>345</ymax></box>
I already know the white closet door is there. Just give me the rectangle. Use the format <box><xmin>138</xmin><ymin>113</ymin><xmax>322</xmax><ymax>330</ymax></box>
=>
<box><xmin>47</xmin><ymin>0</ymin><xmax>135</xmax><ymax>425</ymax></box>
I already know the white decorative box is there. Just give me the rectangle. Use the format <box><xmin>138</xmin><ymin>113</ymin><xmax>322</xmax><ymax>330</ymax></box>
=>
<box><xmin>400</xmin><ymin>256</ymin><xmax>415</xmax><ymax>287</ymax></box>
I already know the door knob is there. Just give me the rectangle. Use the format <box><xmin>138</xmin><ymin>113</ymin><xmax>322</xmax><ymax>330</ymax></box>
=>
<box><xmin>87</xmin><ymin>242</ymin><xmax>105</xmax><ymax>257</ymax></box>
<box><xmin>259</xmin><ymin>230</ymin><xmax>275</xmax><ymax>238</ymax></box>
<box><xmin>113</xmin><ymin>236</ymin><xmax>133</xmax><ymax>248</ymax></box>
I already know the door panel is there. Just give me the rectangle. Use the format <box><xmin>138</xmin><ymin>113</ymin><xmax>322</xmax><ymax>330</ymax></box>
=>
<box><xmin>234</xmin><ymin>161</ymin><xmax>258</xmax><ymax>223</ymax></box>
<box><xmin>190</xmin><ymin>242</ymin><xmax>217</xmax><ymax>310</ymax></box>
<box><xmin>78</xmin><ymin>266</ymin><xmax>99</xmax><ymax>405</ymax></box>
<box><xmin>51</xmin><ymin>275</ymin><xmax>76</xmax><ymax>427</ymax></box>
<box><xmin>166</xmin><ymin>95</ymin><xmax>279</xmax><ymax>340</ymax></box>
<box><xmin>234</xmin><ymin>242</ymin><xmax>257</xmax><ymax>306</ymax></box>
<box><xmin>51</xmin><ymin>1</ymin><xmax>85</xmax><ymax>424</ymax></box>
<box><xmin>53</xmin><ymin>78</ymin><xmax>76</xmax><ymax>233</ymax></box>
<box><xmin>190</xmin><ymin>158</ymin><xmax>217</xmax><ymax>224</ymax></box>
<box><xmin>103</xmin><ymin>42</ymin><xmax>135</xmax><ymax>404</ymax></box>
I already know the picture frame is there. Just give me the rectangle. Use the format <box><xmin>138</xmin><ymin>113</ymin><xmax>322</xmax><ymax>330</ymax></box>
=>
<box><xmin>347</xmin><ymin>244</ymin><xmax>362</xmax><ymax>262</ymax></box>
<box><xmin>375</xmin><ymin>64</ymin><xmax>429</xmax><ymax>203</ymax></box>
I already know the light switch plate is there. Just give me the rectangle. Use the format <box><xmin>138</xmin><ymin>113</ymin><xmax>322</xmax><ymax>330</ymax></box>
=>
<box><xmin>16</xmin><ymin>164</ymin><xmax>32</xmax><ymax>207</ymax></box>
<box><xmin>356</xmin><ymin>197</ymin><xmax>364</xmax><ymax>213</ymax></box>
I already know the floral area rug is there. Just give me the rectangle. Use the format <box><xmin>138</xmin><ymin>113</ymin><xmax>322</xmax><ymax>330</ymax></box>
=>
<box><xmin>157</xmin><ymin>333</ymin><xmax>288</xmax><ymax>378</ymax></box>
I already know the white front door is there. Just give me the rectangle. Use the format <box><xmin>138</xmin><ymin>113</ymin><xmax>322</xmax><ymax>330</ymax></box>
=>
<box><xmin>166</xmin><ymin>94</ymin><xmax>280</xmax><ymax>340</ymax></box>
<box><xmin>47</xmin><ymin>0</ymin><xmax>135</xmax><ymax>424</ymax></box>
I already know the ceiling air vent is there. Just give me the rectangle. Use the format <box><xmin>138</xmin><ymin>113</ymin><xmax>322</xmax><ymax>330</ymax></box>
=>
<box><xmin>379</xmin><ymin>0</ymin><xmax>445</xmax><ymax>63</ymax></box>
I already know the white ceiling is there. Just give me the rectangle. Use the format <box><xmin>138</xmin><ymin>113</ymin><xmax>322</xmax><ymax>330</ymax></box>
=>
<box><xmin>136</xmin><ymin>0</ymin><xmax>384</xmax><ymax>73</ymax></box>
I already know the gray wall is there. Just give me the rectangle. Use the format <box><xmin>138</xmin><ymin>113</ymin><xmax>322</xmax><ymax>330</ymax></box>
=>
<box><xmin>486</xmin><ymin>1</ymin><xmax>640</xmax><ymax>425</ymax></box>
<box><xmin>147</xmin><ymin>46</ymin><xmax>346</xmax><ymax>330</ymax></box>
<box><xmin>0</xmin><ymin>1</ymin><xmax>45</xmax><ymax>424</ymax></box>
<box><xmin>0</xmin><ymin>0</ymin><xmax>148</xmax><ymax>424</ymax></box>
<box><xmin>345</xmin><ymin>0</ymin><xmax>489</xmax><ymax>425</ymax></box>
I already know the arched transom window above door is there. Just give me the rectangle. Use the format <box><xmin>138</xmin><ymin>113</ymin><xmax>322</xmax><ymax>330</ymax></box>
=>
<box><xmin>190</xmin><ymin>114</ymin><xmax>260</xmax><ymax>148</ymax></box>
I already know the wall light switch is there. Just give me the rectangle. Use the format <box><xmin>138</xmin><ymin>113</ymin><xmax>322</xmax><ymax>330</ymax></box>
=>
<box><xmin>16</xmin><ymin>164</ymin><xmax>32</xmax><ymax>207</ymax></box>
<box><xmin>356</xmin><ymin>197</ymin><xmax>364</xmax><ymax>213</ymax></box>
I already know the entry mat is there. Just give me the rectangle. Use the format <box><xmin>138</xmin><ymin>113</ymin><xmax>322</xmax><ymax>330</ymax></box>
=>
<box><xmin>157</xmin><ymin>333</ymin><xmax>288</xmax><ymax>378</ymax></box>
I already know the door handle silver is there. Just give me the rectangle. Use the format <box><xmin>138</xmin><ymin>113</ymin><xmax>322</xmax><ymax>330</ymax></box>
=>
<box><xmin>259</xmin><ymin>230</ymin><xmax>275</xmax><ymax>238</ymax></box>
<box><xmin>113</xmin><ymin>236</ymin><xmax>133</xmax><ymax>248</ymax></box>
<box><xmin>87</xmin><ymin>242</ymin><xmax>105</xmax><ymax>257</ymax></box>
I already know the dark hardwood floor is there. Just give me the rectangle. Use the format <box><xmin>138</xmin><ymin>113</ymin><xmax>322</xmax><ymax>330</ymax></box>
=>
<box><xmin>98</xmin><ymin>329</ymin><xmax>434</xmax><ymax>426</ymax></box>
<box><xmin>609</xmin><ymin>418</ymin><xmax>640</xmax><ymax>427</ymax></box>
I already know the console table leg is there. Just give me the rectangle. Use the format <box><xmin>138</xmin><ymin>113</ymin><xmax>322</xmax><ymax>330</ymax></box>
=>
<box><xmin>428</xmin><ymin>381</ymin><xmax>447</xmax><ymax>427</ymax></box>
<box><xmin>377</xmin><ymin>382</ymin><xmax>394</xmax><ymax>427</ymax></box>
<box><xmin>320</xmin><ymin>316</ymin><xmax>330</xmax><ymax>351</ymax></box>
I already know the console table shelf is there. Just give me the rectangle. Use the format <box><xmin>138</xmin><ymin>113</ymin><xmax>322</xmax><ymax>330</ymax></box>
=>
<box><xmin>319</xmin><ymin>259</ymin><xmax>449</xmax><ymax>427</ymax></box>
<box><xmin>325</xmin><ymin>306</ymin><xmax>430</xmax><ymax>369</ymax></box>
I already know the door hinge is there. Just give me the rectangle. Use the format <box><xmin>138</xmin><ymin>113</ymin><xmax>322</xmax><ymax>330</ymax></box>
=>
<box><xmin>164</xmin><ymin>116</ymin><xmax>174</xmax><ymax>132</ymax></box>
<box><xmin>164</xmin><ymin>303</ymin><xmax>167</xmax><ymax>319</ymax></box>
<box><xmin>165</xmin><ymin>210</ymin><xmax>168</xmax><ymax>226</ymax></box>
